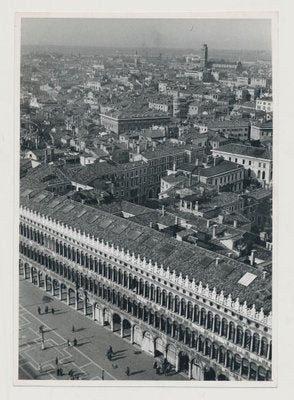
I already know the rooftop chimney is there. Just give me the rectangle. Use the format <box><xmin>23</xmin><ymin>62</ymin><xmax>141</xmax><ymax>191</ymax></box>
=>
<box><xmin>233</xmin><ymin>219</ymin><xmax>238</xmax><ymax>228</ymax></box>
<box><xmin>262</xmin><ymin>271</ymin><xmax>267</xmax><ymax>280</ymax></box>
<box><xmin>161</xmin><ymin>205</ymin><xmax>165</xmax><ymax>217</ymax></box>
<box><xmin>215</xmin><ymin>257</ymin><xmax>220</xmax><ymax>267</ymax></box>
<box><xmin>212</xmin><ymin>224</ymin><xmax>217</xmax><ymax>239</ymax></box>
<box><xmin>250</xmin><ymin>249</ymin><xmax>256</xmax><ymax>266</ymax></box>
<box><xmin>195</xmin><ymin>201</ymin><xmax>199</xmax><ymax>211</ymax></box>
<box><xmin>206</xmin><ymin>220</ymin><xmax>210</xmax><ymax>228</ymax></box>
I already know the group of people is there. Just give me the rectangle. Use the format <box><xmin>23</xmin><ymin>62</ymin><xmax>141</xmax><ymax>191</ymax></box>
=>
<box><xmin>153</xmin><ymin>358</ymin><xmax>172</xmax><ymax>376</ymax></box>
<box><xmin>106</xmin><ymin>345</ymin><xmax>113</xmax><ymax>361</ymax></box>
<box><xmin>37</xmin><ymin>306</ymin><xmax>55</xmax><ymax>315</ymax></box>
<box><xmin>67</xmin><ymin>338</ymin><xmax>78</xmax><ymax>347</ymax></box>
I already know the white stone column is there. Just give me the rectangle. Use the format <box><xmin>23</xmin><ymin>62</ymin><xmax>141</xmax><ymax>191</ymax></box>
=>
<box><xmin>175</xmin><ymin>353</ymin><xmax>180</xmax><ymax>372</ymax></box>
<box><xmin>130</xmin><ymin>325</ymin><xmax>134</xmax><ymax>344</ymax></box>
<box><xmin>120</xmin><ymin>322</ymin><xmax>124</xmax><ymax>338</ymax></box>
<box><xmin>75</xmin><ymin>291</ymin><xmax>78</xmax><ymax>310</ymax></box>
<box><xmin>37</xmin><ymin>272</ymin><xmax>41</xmax><ymax>287</ymax></box>
<box><xmin>83</xmin><ymin>297</ymin><xmax>87</xmax><ymax>315</ymax></box>
<box><xmin>188</xmin><ymin>360</ymin><xmax>192</xmax><ymax>380</ymax></box>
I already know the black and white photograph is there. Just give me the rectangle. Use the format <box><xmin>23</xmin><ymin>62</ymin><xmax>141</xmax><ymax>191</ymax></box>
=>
<box><xmin>16</xmin><ymin>15</ymin><xmax>276</xmax><ymax>384</ymax></box>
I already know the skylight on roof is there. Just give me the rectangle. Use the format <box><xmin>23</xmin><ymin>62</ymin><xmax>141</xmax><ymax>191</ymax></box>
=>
<box><xmin>98</xmin><ymin>218</ymin><xmax>113</xmax><ymax>229</ymax></box>
<box><xmin>89</xmin><ymin>215</ymin><xmax>99</xmax><ymax>224</ymax></box>
<box><xmin>22</xmin><ymin>189</ymin><xmax>33</xmax><ymax>197</ymax></box>
<box><xmin>50</xmin><ymin>199</ymin><xmax>63</xmax><ymax>208</ymax></box>
<box><xmin>111</xmin><ymin>223</ymin><xmax>128</xmax><ymax>235</ymax></box>
<box><xmin>35</xmin><ymin>193</ymin><xmax>48</xmax><ymax>202</ymax></box>
<box><xmin>63</xmin><ymin>204</ymin><xmax>75</xmax><ymax>213</ymax></box>
<box><xmin>238</xmin><ymin>272</ymin><xmax>257</xmax><ymax>287</ymax></box>
<box><xmin>77</xmin><ymin>210</ymin><xmax>87</xmax><ymax>218</ymax></box>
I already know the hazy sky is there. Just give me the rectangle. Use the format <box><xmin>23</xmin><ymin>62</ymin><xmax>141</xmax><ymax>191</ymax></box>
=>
<box><xmin>21</xmin><ymin>18</ymin><xmax>271</xmax><ymax>51</ymax></box>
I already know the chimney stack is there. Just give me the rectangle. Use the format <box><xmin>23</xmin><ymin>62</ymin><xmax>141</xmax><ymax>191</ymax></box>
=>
<box><xmin>233</xmin><ymin>219</ymin><xmax>238</xmax><ymax>228</ymax></box>
<box><xmin>250</xmin><ymin>249</ymin><xmax>256</xmax><ymax>266</ymax></box>
<box><xmin>212</xmin><ymin>224</ymin><xmax>217</xmax><ymax>239</ymax></box>
<box><xmin>215</xmin><ymin>257</ymin><xmax>220</xmax><ymax>267</ymax></box>
<box><xmin>206</xmin><ymin>220</ymin><xmax>210</xmax><ymax>228</ymax></box>
<box><xmin>161</xmin><ymin>205</ymin><xmax>165</xmax><ymax>217</ymax></box>
<box><xmin>262</xmin><ymin>271</ymin><xmax>267</xmax><ymax>280</ymax></box>
<box><xmin>195</xmin><ymin>201</ymin><xmax>199</xmax><ymax>211</ymax></box>
<box><xmin>175</xmin><ymin>216</ymin><xmax>179</xmax><ymax>226</ymax></box>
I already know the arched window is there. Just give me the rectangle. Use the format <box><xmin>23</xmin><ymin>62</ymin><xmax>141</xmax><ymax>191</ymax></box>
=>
<box><xmin>193</xmin><ymin>305</ymin><xmax>199</xmax><ymax>323</ymax></box>
<box><xmin>236</xmin><ymin>326</ymin><xmax>243</xmax><ymax>345</ymax></box>
<box><xmin>180</xmin><ymin>298</ymin><xmax>186</xmax><ymax>317</ymax></box>
<box><xmin>234</xmin><ymin>354</ymin><xmax>241</xmax><ymax>372</ymax></box>
<box><xmin>221</xmin><ymin>318</ymin><xmax>228</xmax><ymax>337</ymax></box>
<box><xmin>214</xmin><ymin>314</ymin><xmax>221</xmax><ymax>334</ymax></box>
<box><xmin>168</xmin><ymin>292</ymin><xmax>173</xmax><ymax>310</ymax></box>
<box><xmin>200</xmin><ymin>308</ymin><xmax>206</xmax><ymax>326</ymax></box>
<box><xmin>229</xmin><ymin>322</ymin><xmax>235</xmax><ymax>342</ymax></box>
<box><xmin>187</xmin><ymin>301</ymin><xmax>193</xmax><ymax>320</ymax></box>
<box><xmin>174</xmin><ymin>296</ymin><xmax>180</xmax><ymax>313</ymax></box>
<box><xmin>260</xmin><ymin>337</ymin><xmax>268</xmax><ymax>358</ymax></box>
<box><xmin>252</xmin><ymin>333</ymin><xmax>259</xmax><ymax>354</ymax></box>
<box><xmin>244</xmin><ymin>330</ymin><xmax>252</xmax><ymax>350</ymax></box>
<box><xmin>207</xmin><ymin>312</ymin><xmax>213</xmax><ymax>330</ymax></box>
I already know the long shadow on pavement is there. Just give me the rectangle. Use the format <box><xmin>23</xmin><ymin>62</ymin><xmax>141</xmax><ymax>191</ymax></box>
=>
<box><xmin>130</xmin><ymin>369</ymin><xmax>145</xmax><ymax>376</ymax></box>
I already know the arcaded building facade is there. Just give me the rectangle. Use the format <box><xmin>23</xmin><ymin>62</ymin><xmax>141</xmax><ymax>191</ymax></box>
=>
<box><xmin>19</xmin><ymin>190</ymin><xmax>272</xmax><ymax>381</ymax></box>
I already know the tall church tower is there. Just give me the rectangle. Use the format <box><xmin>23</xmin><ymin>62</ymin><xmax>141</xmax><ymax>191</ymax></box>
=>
<box><xmin>200</xmin><ymin>44</ymin><xmax>208</xmax><ymax>69</ymax></box>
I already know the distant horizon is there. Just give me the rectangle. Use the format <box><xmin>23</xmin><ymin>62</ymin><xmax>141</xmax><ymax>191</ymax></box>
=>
<box><xmin>21</xmin><ymin>18</ymin><xmax>272</xmax><ymax>52</ymax></box>
<box><xmin>22</xmin><ymin>43</ymin><xmax>271</xmax><ymax>52</ymax></box>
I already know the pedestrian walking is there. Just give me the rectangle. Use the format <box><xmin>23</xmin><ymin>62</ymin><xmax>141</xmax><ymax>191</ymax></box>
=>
<box><xmin>153</xmin><ymin>361</ymin><xmax>157</xmax><ymax>369</ymax></box>
<box><xmin>72</xmin><ymin>325</ymin><xmax>75</xmax><ymax>333</ymax></box>
<box><xmin>59</xmin><ymin>368</ymin><xmax>63</xmax><ymax>376</ymax></box>
<box><xmin>125</xmin><ymin>366</ymin><xmax>130</xmax><ymax>377</ymax></box>
<box><xmin>68</xmin><ymin>369</ymin><xmax>73</xmax><ymax>377</ymax></box>
<box><xmin>56</xmin><ymin>368</ymin><xmax>59</xmax><ymax>377</ymax></box>
<box><xmin>38</xmin><ymin>307</ymin><xmax>41</xmax><ymax>315</ymax></box>
<box><xmin>109</xmin><ymin>345</ymin><xmax>113</xmax><ymax>354</ymax></box>
<box><xmin>45</xmin><ymin>305</ymin><xmax>48</xmax><ymax>314</ymax></box>
<box><xmin>51</xmin><ymin>308</ymin><xmax>55</xmax><ymax>315</ymax></box>
<box><xmin>55</xmin><ymin>357</ymin><xmax>58</xmax><ymax>365</ymax></box>
<box><xmin>67</xmin><ymin>339</ymin><xmax>70</xmax><ymax>347</ymax></box>
<box><xmin>101</xmin><ymin>370</ymin><xmax>104</xmax><ymax>380</ymax></box>
<box><xmin>73</xmin><ymin>338</ymin><xmax>77</xmax><ymax>346</ymax></box>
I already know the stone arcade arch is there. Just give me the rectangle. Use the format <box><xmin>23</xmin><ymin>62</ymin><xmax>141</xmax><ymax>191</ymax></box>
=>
<box><xmin>112</xmin><ymin>313</ymin><xmax>121</xmax><ymax>333</ymax></box>
<box><xmin>166</xmin><ymin>343</ymin><xmax>177</xmax><ymax>366</ymax></box>
<box><xmin>133</xmin><ymin>325</ymin><xmax>143</xmax><ymax>347</ymax></box>
<box><xmin>191</xmin><ymin>358</ymin><xmax>204</xmax><ymax>381</ymax></box>
<box><xmin>178</xmin><ymin>351</ymin><xmax>189</xmax><ymax>373</ymax></box>
<box><xmin>142</xmin><ymin>331</ymin><xmax>154</xmax><ymax>355</ymax></box>
<box><xmin>204</xmin><ymin>367</ymin><xmax>216</xmax><ymax>381</ymax></box>
<box><xmin>154</xmin><ymin>337</ymin><xmax>165</xmax><ymax>357</ymax></box>
<box><xmin>122</xmin><ymin>319</ymin><xmax>131</xmax><ymax>340</ymax></box>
